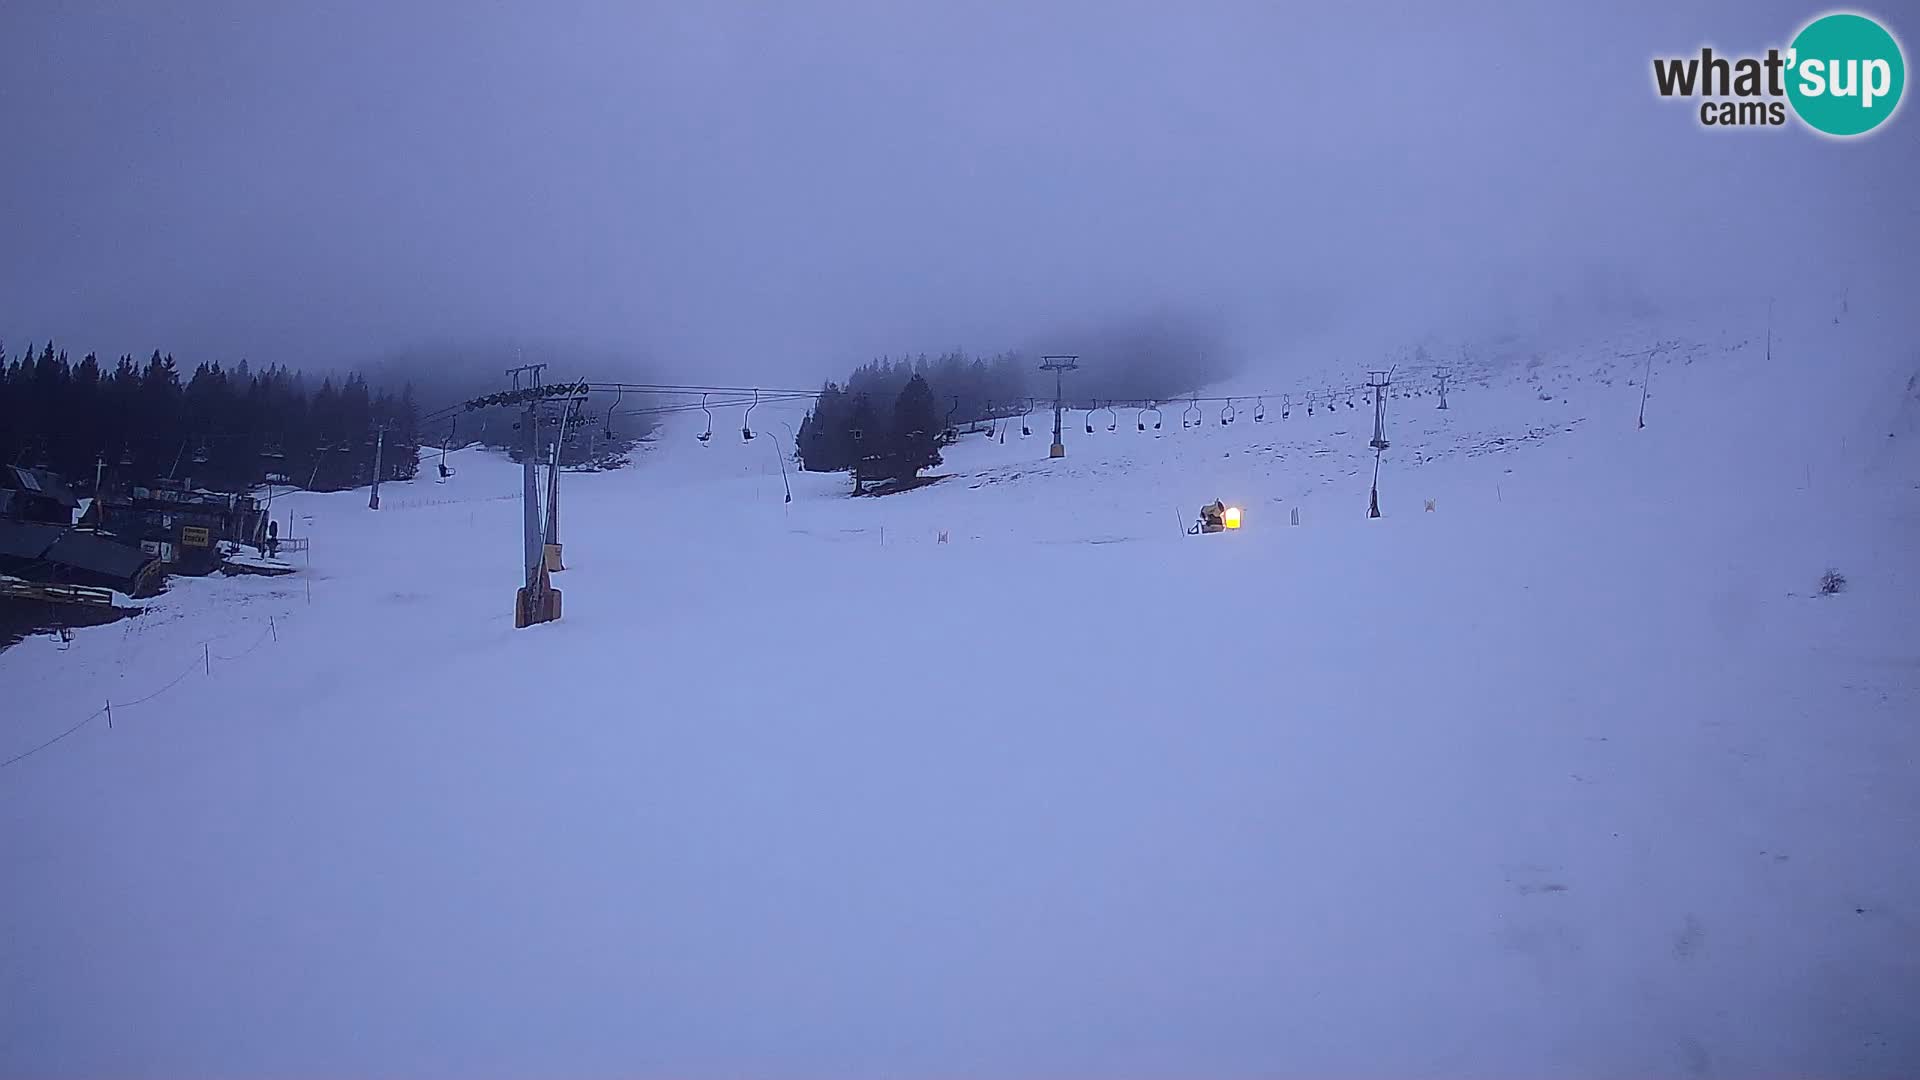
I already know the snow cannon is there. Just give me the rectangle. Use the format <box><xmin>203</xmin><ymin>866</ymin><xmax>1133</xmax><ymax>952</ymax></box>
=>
<box><xmin>1189</xmin><ymin>500</ymin><xmax>1242</xmax><ymax>535</ymax></box>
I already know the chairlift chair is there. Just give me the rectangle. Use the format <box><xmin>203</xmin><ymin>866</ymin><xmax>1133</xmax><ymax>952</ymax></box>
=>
<box><xmin>1253</xmin><ymin>398</ymin><xmax>1266</xmax><ymax>422</ymax></box>
<box><xmin>436</xmin><ymin>417</ymin><xmax>458</xmax><ymax>481</ymax></box>
<box><xmin>1021</xmin><ymin>398</ymin><xmax>1033</xmax><ymax>437</ymax></box>
<box><xmin>1104</xmin><ymin>402</ymin><xmax>1118</xmax><ymax>431</ymax></box>
<box><xmin>1084</xmin><ymin>401</ymin><xmax>1097</xmax><ymax>434</ymax></box>
<box><xmin>742</xmin><ymin>389</ymin><xmax>759</xmax><ymax>441</ymax></box>
<box><xmin>1281</xmin><ymin>393</ymin><xmax>1291</xmax><ymax>420</ymax></box>
<box><xmin>1183</xmin><ymin>397</ymin><xmax>1201</xmax><ymax>428</ymax></box>
<box><xmin>604</xmin><ymin>387</ymin><xmax>622</xmax><ymax>441</ymax></box>
<box><xmin>697</xmin><ymin>394</ymin><xmax>714</xmax><ymax>444</ymax></box>
<box><xmin>1219</xmin><ymin>400</ymin><xmax>1236</xmax><ymax>425</ymax></box>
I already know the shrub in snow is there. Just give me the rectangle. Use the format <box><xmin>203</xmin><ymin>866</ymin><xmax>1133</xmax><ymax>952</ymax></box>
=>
<box><xmin>1819</xmin><ymin>568</ymin><xmax>1848</xmax><ymax>595</ymax></box>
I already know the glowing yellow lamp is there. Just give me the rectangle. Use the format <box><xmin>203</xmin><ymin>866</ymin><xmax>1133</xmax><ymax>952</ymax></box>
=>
<box><xmin>1223</xmin><ymin>506</ymin><xmax>1242</xmax><ymax>529</ymax></box>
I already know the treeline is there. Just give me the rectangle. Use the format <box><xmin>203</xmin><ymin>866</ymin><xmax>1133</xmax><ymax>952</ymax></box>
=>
<box><xmin>796</xmin><ymin>370</ymin><xmax>949</xmax><ymax>478</ymax></box>
<box><xmin>0</xmin><ymin>341</ymin><xmax>420</xmax><ymax>494</ymax></box>
<box><xmin>797</xmin><ymin>351</ymin><xmax>1029</xmax><ymax>471</ymax></box>
<box><xmin>794</xmin><ymin>311</ymin><xmax>1234</xmax><ymax>474</ymax></box>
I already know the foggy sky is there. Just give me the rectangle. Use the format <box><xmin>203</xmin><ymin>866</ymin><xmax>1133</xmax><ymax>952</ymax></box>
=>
<box><xmin>2</xmin><ymin>1</ymin><xmax>1913</xmax><ymax>385</ymax></box>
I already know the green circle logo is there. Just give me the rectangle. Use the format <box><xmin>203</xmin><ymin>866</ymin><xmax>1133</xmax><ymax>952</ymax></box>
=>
<box><xmin>1787</xmin><ymin>13</ymin><xmax>1906</xmax><ymax>136</ymax></box>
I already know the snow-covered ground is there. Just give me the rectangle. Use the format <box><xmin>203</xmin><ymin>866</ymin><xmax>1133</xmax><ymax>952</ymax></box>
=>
<box><xmin>3</xmin><ymin>301</ymin><xmax>1917</xmax><ymax>1078</ymax></box>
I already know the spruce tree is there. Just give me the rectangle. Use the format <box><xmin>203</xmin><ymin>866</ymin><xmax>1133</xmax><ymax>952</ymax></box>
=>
<box><xmin>846</xmin><ymin>393</ymin><xmax>879</xmax><ymax>471</ymax></box>
<box><xmin>889</xmin><ymin>374</ymin><xmax>943</xmax><ymax>481</ymax></box>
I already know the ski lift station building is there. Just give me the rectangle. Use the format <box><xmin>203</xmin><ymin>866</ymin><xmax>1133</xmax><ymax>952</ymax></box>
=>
<box><xmin>93</xmin><ymin>479</ymin><xmax>267</xmax><ymax>575</ymax></box>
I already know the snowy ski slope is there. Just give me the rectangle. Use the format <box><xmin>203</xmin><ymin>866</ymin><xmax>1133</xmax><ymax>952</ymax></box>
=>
<box><xmin>2</xmin><ymin>299</ymin><xmax>1916</xmax><ymax>1078</ymax></box>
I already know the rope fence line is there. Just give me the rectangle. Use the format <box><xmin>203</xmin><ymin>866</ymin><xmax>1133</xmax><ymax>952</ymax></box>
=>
<box><xmin>2</xmin><ymin>613</ymin><xmax>292</xmax><ymax>775</ymax></box>
<box><xmin>386</xmin><ymin>492</ymin><xmax>522</xmax><ymax>512</ymax></box>
<box><xmin>208</xmin><ymin>627</ymin><xmax>273</xmax><ymax>664</ymax></box>
<box><xmin>111</xmin><ymin>657</ymin><xmax>204</xmax><ymax>709</ymax></box>
<box><xmin>0</xmin><ymin>708</ymin><xmax>109</xmax><ymax>770</ymax></box>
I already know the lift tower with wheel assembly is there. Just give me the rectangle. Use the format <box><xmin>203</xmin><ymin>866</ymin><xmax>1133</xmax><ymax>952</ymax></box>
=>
<box><xmin>502</xmin><ymin>363</ymin><xmax>564</xmax><ymax>628</ymax></box>
<box><xmin>1366</xmin><ymin>369</ymin><xmax>1394</xmax><ymax>519</ymax></box>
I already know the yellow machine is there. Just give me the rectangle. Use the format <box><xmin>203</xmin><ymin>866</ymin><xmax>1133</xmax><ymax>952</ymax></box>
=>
<box><xmin>1190</xmin><ymin>501</ymin><xmax>1243</xmax><ymax>534</ymax></box>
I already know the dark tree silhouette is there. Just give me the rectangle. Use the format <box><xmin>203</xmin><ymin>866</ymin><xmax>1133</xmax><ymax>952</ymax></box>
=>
<box><xmin>0</xmin><ymin>341</ymin><xmax>423</xmax><ymax>496</ymax></box>
<box><xmin>888</xmin><ymin>374</ymin><xmax>943</xmax><ymax>481</ymax></box>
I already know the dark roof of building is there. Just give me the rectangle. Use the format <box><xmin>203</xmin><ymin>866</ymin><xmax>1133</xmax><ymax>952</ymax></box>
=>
<box><xmin>1</xmin><ymin>466</ymin><xmax>80</xmax><ymax>508</ymax></box>
<box><xmin>0</xmin><ymin>519</ymin><xmax>66</xmax><ymax>560</ymax></box>
<box><xmin>46</xmin><ymin>530</ymin><xmax>155</xmax><ymax>580</ymax></box>
<box><xmin>0</xmin><ymin>519</ymin><xmax>156</xmax><ymax>585</ymax></box>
